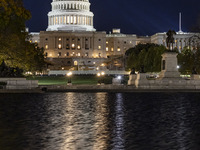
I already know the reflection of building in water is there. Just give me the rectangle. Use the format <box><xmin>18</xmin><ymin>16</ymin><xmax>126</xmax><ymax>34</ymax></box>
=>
<box><xmin>92</xmin><ymin>93</ymin><xmax>110</xmax><ymax>150</ymax></box>
<box><xmin>112</xmin><ymin>93</ymin><xmax>125</xmax><ymax>150</ymax></box>
<box><xmin>63</xmin><ymin>93</ymin><xmax>110</xmax><ymax>150</ymax></box>
<box><xmin>29</xmin><ymin>0</ymin><xmax>200</xmax><ymax>70</ymax></box>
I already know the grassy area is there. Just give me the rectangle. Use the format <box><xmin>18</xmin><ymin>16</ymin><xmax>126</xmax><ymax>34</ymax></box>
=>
<box><xmin>27</xmin><ymin>75</ymin><xmax>113</xmax><ymax>85</ymax></box>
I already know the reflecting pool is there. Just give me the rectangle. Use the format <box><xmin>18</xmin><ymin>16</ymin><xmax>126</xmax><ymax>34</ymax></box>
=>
<box><xmin>0</xmin><ymin>92</ymin><xmax>200</xmax><ymax>149</ymax></box>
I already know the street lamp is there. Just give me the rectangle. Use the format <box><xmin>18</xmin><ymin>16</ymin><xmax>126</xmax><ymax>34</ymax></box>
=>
<box><xmin>66</xmin><ymin>72</ymin><xmax>72</xmax><ymax>85</ymax></box>
<box><xmin>97</xmin><ymin>73</ymin><xmax>101</xmax><ymax>85</ymax></box>
<box><xmin>97</xmin><ymin>72</ymin><xmax>105</xmax><ymax>85</ymax></box>
<box><xmin>101</xmin><ymin>72</ymin><xmax>105</xmax><ymax>84</ymax></box>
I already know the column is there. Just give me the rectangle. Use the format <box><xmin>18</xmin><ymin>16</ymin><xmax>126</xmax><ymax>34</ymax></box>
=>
<box><xmin>69</xmin><ymin>15</ymin><xmax>71</xmax><ymax>24</ymax></box>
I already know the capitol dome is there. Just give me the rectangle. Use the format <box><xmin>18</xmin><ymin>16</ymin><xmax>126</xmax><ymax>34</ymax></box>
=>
<box><xmin>46</xmin><ymin>0</ymin><xmax>96</xmax><ymax>31</ymax></box>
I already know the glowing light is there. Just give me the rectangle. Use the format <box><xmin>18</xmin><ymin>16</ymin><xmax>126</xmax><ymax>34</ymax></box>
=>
<box><xmin>97</xmin><ymin>73</ymin><xmax>101</xmax><ymax>77</ymax></box>
<box><xmin>117</xmin><ymin>76</ymin><xmax>122</xmax><ymax>80</ymax></box>
<box><xmin>67</xmin><ymin>72</ymin><xmax>72</xmax><ymax>76</ymax></box>
<box><xmin>45</xmin><ymin>45</ymin><xmax>48</xmax><ymax>49</ymax></box>
<box><xmin>101</xmin><ymin>72</ymin><xmax>105</xmax><ymax>76</ymax></box>
<box><xmin>177</xmin><ymin>66</ymin><xmax>180</xmax><ymax>69</ymax></box>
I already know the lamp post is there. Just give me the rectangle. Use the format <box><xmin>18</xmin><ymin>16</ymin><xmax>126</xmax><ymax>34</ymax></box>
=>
<box><xmin>67</xmin><ymin>72</ymin><xmax>72</xmax><ymax>85</ymax></box>
<box><xmin>101</xmin><ymin>71</ymin><xmax>105</xmax><ymax>85</ymax></box>
<box><xmin>97</xmin><ymin>72</ymin><xmax>101</xmax><ymax>85</ymax></box>
<box><xmin>97</xmin><ymin>72</ymin><xmax>105</xmax><ymax>85</ymax></box>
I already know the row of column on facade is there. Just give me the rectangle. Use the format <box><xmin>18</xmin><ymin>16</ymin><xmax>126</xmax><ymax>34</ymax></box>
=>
<box><xmin>45</xmin><ymin>51</ymin><xmax>103</xmax><ymax>59</ymax></box>
<box><xmin>52</xmin><ymin>3</ymin><xmax>90</xmax><ymax>11</ymax></box>
<box><xmin>162</xmin><ymin>38</ymin><xmax>199</xmax><ymax>50</ymax></box>
<box><xmin>49</xmin><ymin>15</ymin><xmax>93</xmax><ymax>26</ymax></box>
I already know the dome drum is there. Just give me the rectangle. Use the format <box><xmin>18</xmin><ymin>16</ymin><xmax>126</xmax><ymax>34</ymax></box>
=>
<box><xmin>47</xmin><ymin>0</ymin><xmax>95</xmax><ymax>31</ymax></box>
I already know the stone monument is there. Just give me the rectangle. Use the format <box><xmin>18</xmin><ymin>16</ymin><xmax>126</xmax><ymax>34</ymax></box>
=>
<box><xmin>127</xmin><ymin>29</ymin><xmax>200</xmax><ymax>89</ymax></box>
<box><xmin>128</xmin><ymin>67</ymin><xmax>137</xmax><ymax>85</ymax></box>
<box><xmin>159</xmin><ymin>52</ymin><xmax>180</xmax><ymax>78</ymax></box>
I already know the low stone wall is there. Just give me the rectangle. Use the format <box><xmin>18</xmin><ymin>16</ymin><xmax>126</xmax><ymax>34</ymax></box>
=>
<box><xmin>0</xmin><ymin>78</ymin><xmax>38</xmax><ymax>90</ymax></box>
<box><xmin>6</xmin><ymin>80</ymin><xmax>38</xmax><ymax>90</ymax></box>
<box><xmin>39</xmin><ymin>84</ymin><xmax>135</xmax><ymax>92</ymax></box>
<box><xmin>0</xmin><ymin>78</ymin><xmax>26</xmax><ymax>81</ymax></box>
<box><xmin>132</xmin><ymin>73</ymin><xmax>200</xmax><ymax>89</ymax></box>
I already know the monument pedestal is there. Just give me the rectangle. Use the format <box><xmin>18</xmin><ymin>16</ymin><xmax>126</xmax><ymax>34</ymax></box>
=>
<box><xmin>128</xmin><ymin>74</ymin><xmax>137</xmax><ymax>85</ymax></box>
<box><xmin>135</xmin><ymin>73</ymin><xmax>149</xmax><ymax>88</ymax></box>
<box><xmin>159</xmin><ymin>52</ymin><xmax>181</xmax><ymax>79</ymax></box>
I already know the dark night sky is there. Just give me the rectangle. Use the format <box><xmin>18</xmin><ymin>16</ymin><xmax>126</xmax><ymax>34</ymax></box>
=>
<box><xmin>24</xmin><ymin>0</ymin><xmax>200</xmax><ymax>36</ymax></box>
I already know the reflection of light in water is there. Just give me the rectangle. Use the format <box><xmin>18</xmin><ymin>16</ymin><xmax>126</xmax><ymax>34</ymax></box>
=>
<box><xmin>174</xmin><ymin>98</ymin><xmax>191</xmax><ymax>150</ymax></box>
<box><xmin>113</xmin><ymin>93</ymin><xmax>125</xmax><ymax>150</ymax></box>
<box><xmin>64</xmin><ymin>92</ymin><xmax>77</xmax><ymax>149</ymax></box>
<box><xmin>64</xmin><ymin>93</ymin><xmax>95</xmax><ymax>149</ymax></box>
<box><xmin>63</xmin><ymin>92</ymin><xmax>110</xmax><ymax>150</ymax></box>
<box><xmin>93</xmin><ymin>93</ymin><xmax>109</xmax><ymax>150</ymax></box>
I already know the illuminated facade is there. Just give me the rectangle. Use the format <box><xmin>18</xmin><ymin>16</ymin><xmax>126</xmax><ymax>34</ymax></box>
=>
<box><xmin>47</xmin><ymin>0</ymin><xmax>95</xmax><ymax>32</ymax></box>
<box><xmin>39</xmin><ymin>31</ymin><xmax>107</xmax><ymax>70</ymax></box>
<box><xmin>151</xmin><ymin>32</ymin><xmax>199</xmax><ymax>51</ymax></box>
<box><xmin>29</xmin><ymin>1</ymin><xmax>199</xmax><ymax>70</ymax></box>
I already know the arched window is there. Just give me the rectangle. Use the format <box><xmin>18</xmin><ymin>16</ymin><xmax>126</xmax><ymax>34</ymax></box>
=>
<box><xmin>74</xmin><ymin>61</ymin><xmax>78</xmax><ymax>66</ymax></box>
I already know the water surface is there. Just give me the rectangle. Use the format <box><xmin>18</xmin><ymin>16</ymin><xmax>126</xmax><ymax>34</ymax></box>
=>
<box><xmin>0</xmin><ymin>92</ymin><xmax>200</xmax><ymax>150</ymax></box>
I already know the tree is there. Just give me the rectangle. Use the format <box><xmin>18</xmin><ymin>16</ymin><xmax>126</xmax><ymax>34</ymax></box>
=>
<box><xmin>126</xmin><ymin>43</ymin><xmax>166</xmax><ymax>72</ymax></box>
<box><xmin>177</xmin><ymin>48</ymin><xmax>194</xmax><ymax>74</ymax></box>
<box><xmin>0</xmin><ymin>0</ymin><xmax>45</xmax><ymax>72</ymax></box>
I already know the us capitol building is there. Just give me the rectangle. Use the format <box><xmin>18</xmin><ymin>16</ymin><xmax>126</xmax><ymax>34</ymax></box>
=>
<box><xmin>30</xmin><ymin>0</ymin><xmax>199</xmax><ymax>70</ymax></box>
